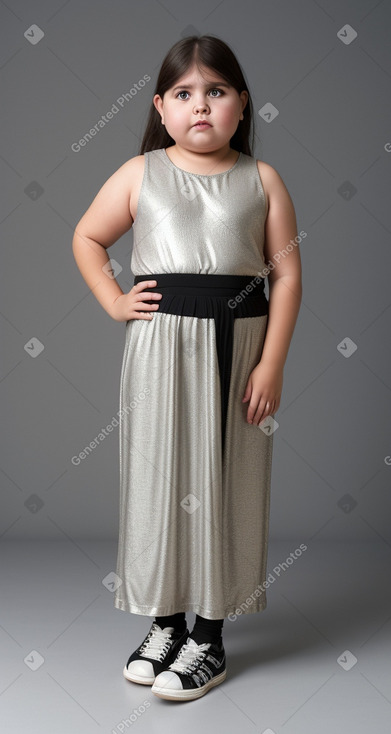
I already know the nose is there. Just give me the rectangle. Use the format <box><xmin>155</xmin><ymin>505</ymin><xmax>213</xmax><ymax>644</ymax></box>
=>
<box><xmin>193</xmin><ymin>95</ymin><xmax>209</xmax><ymax>114</ymax></box>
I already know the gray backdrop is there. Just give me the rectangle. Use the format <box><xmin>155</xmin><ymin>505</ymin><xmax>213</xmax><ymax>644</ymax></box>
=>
<box><xmin>1</xmin><ymin>3</ymin><xmax>391</xmax><ymax>733</ymax></box>
<box><xmin>1</xmin><ymin>0</ymin><xmax>390</xmax><ymax>547</ymax></box>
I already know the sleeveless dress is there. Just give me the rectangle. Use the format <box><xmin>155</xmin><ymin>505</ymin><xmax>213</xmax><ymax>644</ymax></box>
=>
<box><xmin>114</xmin><ymin>147</ymin><xmax>274</xmax><ymax>620</ymax></box>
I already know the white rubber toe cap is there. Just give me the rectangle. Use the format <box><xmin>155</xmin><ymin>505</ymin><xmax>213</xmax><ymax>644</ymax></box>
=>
<box><xmin>153</xmin><ymin>670</ymin><xmax>183</xmax><ymax>690</ymax></box>
<box><xmin>126</xmin><ymin>660</ymin><xmax>155</xmax><ymax>678</ymax></box>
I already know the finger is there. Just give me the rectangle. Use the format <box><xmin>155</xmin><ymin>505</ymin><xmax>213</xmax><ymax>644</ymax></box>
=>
<box><xmin>134</xmin><ymin>300</ymin><xmax>160</xmax><ymax>311</ymax></box>
<box><xmin>257</xmin><ymin>401</ymin><xmax>276</xmax><ymax>425</ymax></box>
<box><xmin>132</xmin><ymin>281</ymin><xmax>159</xmax><ymax>299</ymax></box>
<box><xmin>135</xmin><ymin>289</ymin><xmax>162</xmax><ymax>301</ymax></box>
<box><xmin>250</xmin><ymin>400</ymin><xmax>270</xmax><ymax>426</ymax></box>
<box><xmin>135</xmin><ymin>280</ymin><xmax>157</xmax><ymax>289</ymax></box>
<box><xmin>137</xmin><ymin>293</ymin><xmax>162</xmax><ymax>301</ymax></box>
<box><xmin>246</xmin><ymin>400</ymin><xmax>259</xmax><ymax>423</ymax></box>
<box><xmin>242</xmin><ymin>381</ymin><xmax>251</xmax><ymax>403</ymax></box>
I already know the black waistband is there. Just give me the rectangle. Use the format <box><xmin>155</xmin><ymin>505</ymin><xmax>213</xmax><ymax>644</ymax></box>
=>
<box><xmin>133</xmin><ymin>273</ymin><xmax>268</xmax><ymax>317</ymax></box>
<box><xmin>134</xmin><ymin>272</ymin><xmax>266</xmax><ymax>291</ymax></box>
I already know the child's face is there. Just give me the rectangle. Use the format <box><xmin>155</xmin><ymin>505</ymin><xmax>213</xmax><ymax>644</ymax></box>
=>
<box><xmin>153</xmin><ymin>63</ymin><xmax>248</xmax><ymax>153</ymax></box>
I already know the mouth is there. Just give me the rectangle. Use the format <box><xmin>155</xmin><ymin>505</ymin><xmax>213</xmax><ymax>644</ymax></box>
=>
<box><xmin>193</xmin><ymin>121</ymin><xmax>212</xmax><ymax>128</ymax></box>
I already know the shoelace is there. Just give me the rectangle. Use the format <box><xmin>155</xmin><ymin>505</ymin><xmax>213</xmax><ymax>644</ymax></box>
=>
<box><xmin>168</xmin><ymin>640</ymin><xmax>211</xmax><ymax>674</ymax></box>
<box><xmin>138</xmin><ymin>624</ymin><xmax>175</xmax><ymax>661</ymax></box>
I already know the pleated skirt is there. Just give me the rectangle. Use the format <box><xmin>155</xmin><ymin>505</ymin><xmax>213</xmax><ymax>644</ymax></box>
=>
<box><xmin>114</xmin><ymin>273</ymin><xmax>274</xmax><ymax>620</ymax></box>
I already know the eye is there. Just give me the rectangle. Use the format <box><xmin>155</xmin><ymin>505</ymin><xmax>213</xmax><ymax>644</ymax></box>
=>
<box><xmin>175</xmin><ymin>88</ymin><xmax>225</xmax><ymax>100</ymax></box>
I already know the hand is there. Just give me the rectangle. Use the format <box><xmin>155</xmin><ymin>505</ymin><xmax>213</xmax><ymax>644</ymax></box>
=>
<box><xmin>110</xmin><ymin>280</ymin><xmax>162</xmax><ymax>322</ymax></box>
<box><xmin>242</xmin><ymin>361</ymin><xmax>283</xmax><ymax>426</ymax></box>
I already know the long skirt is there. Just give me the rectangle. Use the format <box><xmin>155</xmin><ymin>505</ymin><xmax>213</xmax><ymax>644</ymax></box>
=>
<box><xmin>114</xmin><ymin>273</ymin><xmax>274</xmax><ymax>620</ymax></box>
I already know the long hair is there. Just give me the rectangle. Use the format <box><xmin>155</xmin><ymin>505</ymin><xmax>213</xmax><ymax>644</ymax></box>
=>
<box><xmin>139</xmin><ymin>35</ymin><xmax>255</xmax><ymax>156</ymax></box>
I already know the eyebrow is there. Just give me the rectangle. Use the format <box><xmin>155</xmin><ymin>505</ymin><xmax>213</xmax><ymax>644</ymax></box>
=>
<box><xmin>172</xmin><ymin>82</ymin><xmax>231</xmax><ymax>92</ymax></box>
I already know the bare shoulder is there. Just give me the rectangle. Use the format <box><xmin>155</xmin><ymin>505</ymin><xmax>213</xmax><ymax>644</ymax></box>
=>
<box><xmin>90</xmin><ymin>153</ymin><xmax>144</xmax><ymax>200</ymax></box>
<box><xmin>116</xmin><ymin>153</ymin><xmax>145</xmax><ymax>188</ymax></box>
<box><xmin>255</xmin><ymin>160</ymin><xmax>294</xmax><ymax>210</ymax></box>
<box><xmin>123</xmin><ymin>153</ymin><xmax>145</xmax><ymax>172</ymax></box>
<box><xmin>74</xmin><ymin>154</ymin><xmax>146</xmax><ymax>247</ymax></box>
<box><xmin>95</xmin><ymin>153</ymin><xmax>145</xmax><ymax>227</ymax></box>
<box><xmin>110</xmin><ymin>153</ymin><xmax>144</xmax><ymax>182</ymax></box>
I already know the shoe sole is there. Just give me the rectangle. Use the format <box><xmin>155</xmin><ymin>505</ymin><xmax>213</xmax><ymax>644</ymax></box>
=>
<box><xmin>151</xmin><ymin>668</ymin><xmax>227</xmax><ymax>701</ymax></box>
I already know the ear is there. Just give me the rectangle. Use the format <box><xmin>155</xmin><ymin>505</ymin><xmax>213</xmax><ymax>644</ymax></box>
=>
<box><xmin>153</xmin><ymin>94</ymin><xmax>164</xmax><ymax>117</ymax></box>
<box><xmin>239</xmin><ymin>90</ymin><xmax>248</xmax><ymax>118</ymax></box>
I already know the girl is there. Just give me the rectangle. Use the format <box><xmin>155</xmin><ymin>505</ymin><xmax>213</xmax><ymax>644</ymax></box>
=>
<box><xmin>72</xmin><ymin>34</ymin><xmax>302</xmax><ymax>702</ymax></box>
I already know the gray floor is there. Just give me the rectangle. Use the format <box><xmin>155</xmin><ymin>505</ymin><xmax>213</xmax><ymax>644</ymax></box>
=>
<box><xmin>1</xmin><ymin>539</ymin><xmax>390</xmax><ymax>732</ymax></box>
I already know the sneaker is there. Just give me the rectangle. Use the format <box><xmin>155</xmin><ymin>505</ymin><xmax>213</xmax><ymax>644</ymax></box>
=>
<box><xmin>123</xmin><ymin>622</ymin><xmax>189</xmax><ymax>685</ymax></box>
<box><xmin>151</xmin><ymin>635</ymin><xmax>227</xmax><ymax>701</ymax></box>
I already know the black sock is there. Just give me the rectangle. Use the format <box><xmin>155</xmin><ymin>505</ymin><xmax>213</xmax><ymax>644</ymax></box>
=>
<box><xmin>154</xmin><ymin>612</ymin><xmax>187</xmax><ymax>633</ymax></box>
<box><xmin>190</xmin><ymin>614</ymin><xmax>224</xmax><ymax>645</ymax></box>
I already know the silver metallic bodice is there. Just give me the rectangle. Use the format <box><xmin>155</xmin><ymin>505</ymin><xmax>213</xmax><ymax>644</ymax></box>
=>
<box><xmin>131</xmin><ymin>147</ymin><xmax>268</xmax><ymax>276</ymax></box>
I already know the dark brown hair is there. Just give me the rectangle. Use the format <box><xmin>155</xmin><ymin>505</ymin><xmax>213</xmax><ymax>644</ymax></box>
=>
<box><xmin>139</xmin><ymin>34</ymin><xmax>255</xmax><ymax>156</ymax></box>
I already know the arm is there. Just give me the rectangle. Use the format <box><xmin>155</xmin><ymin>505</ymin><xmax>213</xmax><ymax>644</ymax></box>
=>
<box><xmin>72</xmin><ymin>157</ymin><xmax>137</xmax><ymax>318</ymax></box>
<box><xmin>259</xmin><ymin>163</ymin><xmax>302</xmax><ymax>369</ymax></box>
<box><xmin>242</xmin><ymin>163</ymin><xmax>302</xmax><ymax>424</ymax></box>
